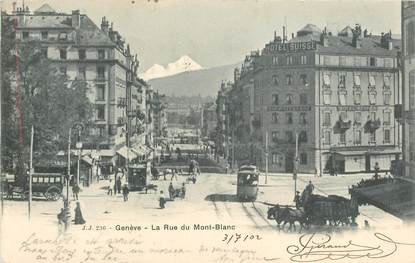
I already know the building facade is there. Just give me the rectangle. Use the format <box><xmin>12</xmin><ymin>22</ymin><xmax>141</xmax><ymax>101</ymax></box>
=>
<box><xmin>7</xmin><ymin>4</ymin><xmax>152</xmax><ymax>165</ymax></box>
<box><xmin>223</xmin><ymin>24</ymin><xmax>402</xmax><ymax>174</ymax></box>
<box><xmin>402</xmin><ymin>1</ymin><xmax>415</xmax><ymax>179</ymax></box>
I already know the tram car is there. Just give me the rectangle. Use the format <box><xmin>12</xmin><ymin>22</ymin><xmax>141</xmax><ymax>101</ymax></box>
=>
<box><xmin>236</xmin><ymin>165</ymin><xmax>259</xmax><ymax>201</ymax></box>
<box><xmin>7</xmin><ymin>173</ymin><xmax>64</xmax><ymax>201</ymax></box>
<box><xmin>127</xmin><ymin>164</ymin><xmax>147</xmax><ymax>191</ymax></box>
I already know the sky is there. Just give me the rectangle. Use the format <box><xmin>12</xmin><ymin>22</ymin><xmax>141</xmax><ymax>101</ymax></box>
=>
<box><xmin>2</xmin><ymin>0</ymin><xmax>402</xmax><ymax>72</ymax></box>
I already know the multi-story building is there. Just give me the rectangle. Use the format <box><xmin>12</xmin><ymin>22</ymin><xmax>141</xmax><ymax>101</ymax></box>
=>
<box><xmin>7</xmin><ymin>4</ymin><xmax>151</xmax><ymax>164</ymax></box>
<box><xmin>225</xmin><ymin>24</ymin><xmax>402</xmax><ymax>174</ymax></box>
<box><xmin>201</xmin><ymin>102</ymin><xmax>217</xmax><ymax>139</ymax></box>
<box><xmin>402</xmin><ymin>1</ymin><xmax>415</xmax><ymax>179</ymax></box>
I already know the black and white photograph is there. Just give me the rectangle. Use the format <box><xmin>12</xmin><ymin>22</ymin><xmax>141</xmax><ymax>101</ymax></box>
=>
<box><xmin>0</xmin><ymin>0</ymin><xmax>414</xmax><ymax>262</ymax></box>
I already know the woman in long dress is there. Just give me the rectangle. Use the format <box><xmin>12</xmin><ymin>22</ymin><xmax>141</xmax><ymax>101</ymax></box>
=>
<box><xmin>74</xmin><ymin>202</ymin><xmax>86</xmax><ymax>225</ymax></box>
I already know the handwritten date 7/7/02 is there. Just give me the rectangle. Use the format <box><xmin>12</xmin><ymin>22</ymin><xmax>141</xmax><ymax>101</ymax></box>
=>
<box><xmin>222</xmin><ymin>233</ymin><xmax>262</xmax><ymax>244</ymax></box>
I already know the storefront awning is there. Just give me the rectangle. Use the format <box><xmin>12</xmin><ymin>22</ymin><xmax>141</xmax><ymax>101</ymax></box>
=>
<box><xmin>81</xmin><ymin>156</ymin><xmax>94</xmax><ymax>166</ymax></box>
<box><xmin>325</xmin><ymin>149</ymin><xmax>401</xmax><ymax>157</ymax></box>
<box><xmin>116</xmin><ymin>146</ymin><xmax>138</xmax><ymax>161</ymax></box>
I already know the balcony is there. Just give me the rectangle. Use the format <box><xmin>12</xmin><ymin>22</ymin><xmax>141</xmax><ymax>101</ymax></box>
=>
<box><xmin>333</xmin><ymin>117</ymin><xmax>352</xmax><ymax>134</ymax></box>
<box><xmin>364</xmin><ymin>118</ymin><xmax>381</xmax><ymax>133</ymax></box>
<box><xmin>117</xmin><ymin>98</ymin><xmax>127</xmax><ymax>108</ymax></box>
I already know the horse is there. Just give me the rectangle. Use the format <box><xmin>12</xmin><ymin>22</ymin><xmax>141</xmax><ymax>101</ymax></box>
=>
<box><xmin>268</xmin><ymin>205</ymin><xmax>307</xmax><ymax>232</ymax></box>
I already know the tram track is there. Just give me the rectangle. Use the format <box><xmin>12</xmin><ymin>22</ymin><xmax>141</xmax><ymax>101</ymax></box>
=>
<box><xmin>251</xmin><ymin>201</ymin><xmax>275</xmax><ymax>228</ymax></box>
<box><xmin>240</xmin><ymin>202</ymin><xmax>260</xmax><ymax>227</ymax></box>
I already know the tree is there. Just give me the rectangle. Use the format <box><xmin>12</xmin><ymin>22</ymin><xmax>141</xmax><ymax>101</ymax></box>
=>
<box><xmin>2</xmin><ymin>17</ymin><xmax>93</xmax><ymax>185</ymax></box>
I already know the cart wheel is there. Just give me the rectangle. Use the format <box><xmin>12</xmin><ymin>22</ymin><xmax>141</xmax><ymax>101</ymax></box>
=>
<box><xmin>45</xmin><ymin>186</ymin><xmax>62</xmax><ymax>201</ymax></box>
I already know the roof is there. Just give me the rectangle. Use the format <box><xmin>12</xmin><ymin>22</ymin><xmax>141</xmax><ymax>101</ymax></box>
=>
<box><xmin>289</xmin><ymin>34</ymin><xmax>401</xmax><ymax>56</ymax></box>
<box><xmin>34</xmin><ymin>4</ymin><xmax>56</xmax><ymax>14</ymax></box>
<box><xmin>297</xmin><ymin>24</ymin><xmax>322</xmax><ymax>36</ymax></box>
<box><xmin>77</xmin><ymin>15</ymin><xmax>114</xmax><ymax>46</ymax></box>
<box><xmin>338</xmin><ymin>26</ymin><xmax>353</xmax><ymax>37</ymax></box>
<box><xmin>17</xmin><ymin>15</ymin><xmax>73</xmax><ymax>29</ymax></box>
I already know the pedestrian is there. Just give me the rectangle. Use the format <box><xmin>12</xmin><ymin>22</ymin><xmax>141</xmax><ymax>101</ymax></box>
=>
<box><xmin>171</xmin><ymin>168</ymin><xmax>178</xmax><ymax>181</ymax></box>
<box><xmin>159</xmin><ymin>190</ymin><xmax>166</xmax><ymax>209</ymax></box>
<box><xmin>181</xmin><ymin>183</ymin><xmax>186</xmax><ymax>198</ymax></box>
<box><xmin>107</xmin><ymin>179</ymin><xmax>113</xmax><ymax>195</ymax></box>
<box><xmin>374</xmin><ymin>162</ymin><xmax>380</xmax><ymax>180</ymax></box>
<box><xmin>306</xmin><ymin>180</ymin><xmax>314</xmax><ymax>195</ymax></box>
<box><xmin>116</xmin><ymin>177</ymin><xmax>122</xmax><ymax>194</ymax></box>
<box><xmin>72</xmin><ymin>183</ymin><xmax>80</xmax><ymax>200</ymax></box>
<box><xmin>113</xmin><ymin>178</ymin><xmax>118</xmax><ymax>195</ymax></box>
<box><xmin>57</xmin><ymin>208</ymin><xmax>65</xmax><ymax>225</ymax></box>
<box><xmin>168</xmin><ymin>182</ymin><xmax>174</xmax><ymax>200</ymax></box>
<box><xmin>74</xmin><ymin>202</ymin><xmax>86</xmax><ymax>225</ymax></box>
<box><xmin>122</xmin><ymin>184</ymin><xmax>129</xmax><ymax>202</ymax></box>
<box><xmin>293</xmin><ymin>191</ymin><xmax>301</xmax><ymax>209</ymax></box>
<box><xmin>225</xmin><ymin>163</ymin><xmax>229</xmax><ymax>174</ymax></box>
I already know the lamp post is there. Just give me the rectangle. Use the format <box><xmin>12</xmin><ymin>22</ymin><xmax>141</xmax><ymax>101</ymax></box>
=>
<box><xmin>73</xmin><ymin>123</ymin><xmax>84</xmax><ymax>186</ymax></box>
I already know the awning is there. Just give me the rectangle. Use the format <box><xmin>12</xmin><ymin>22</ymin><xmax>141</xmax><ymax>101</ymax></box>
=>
<box><xmin>116</xmin><ymin>146</ymin><xmax>138</xmax><ymax>161</ymax></box>
<box><xmin>81</xmin><ymin>156</ymin><xmax>94</xmax><ymax>166</ymax></box>
<box><xmin>325</xmin><ymin>149</ymin><xmax>401</xmax><ymax>157</ymax></box>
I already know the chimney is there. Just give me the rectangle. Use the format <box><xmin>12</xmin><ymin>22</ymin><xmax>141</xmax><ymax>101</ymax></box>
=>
<box><xmin>291</xmin><ymin>33</ymin><xmax>294</xmax><ymax>39</ymax></box>
<box><xmin>101</xmin><ymin>17</ymin><xmax>109</xmax><ymax>34</ymax></box>
<box><xmin>274</xmin><ymin>30</ymin><xmax>277</xmax><ymax>41</ymax></box>
<box><xmin>72</xmin><ymin>10</ymin><xmax>80</xmax><ymax>28</ymax></box>
<box><xmin>283</xmin><ymin>26</ymin><xmax>287</xmax><ymax>43</ymax></box>
<box><xmin>320</xmin><ymin>34</ymin><xmax>329</xmax><ymax>47</ymax></box>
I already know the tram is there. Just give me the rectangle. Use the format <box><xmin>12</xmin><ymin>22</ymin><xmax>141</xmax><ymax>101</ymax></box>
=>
<box><xmin>127</xmin><ymin>164</ymin><xmax>147</xmax><ymax>191</ymax></box>
<box><xmin>236</xmin><ymin>165</ymin><xmax>259</xmax><ymax>201</ymax></box>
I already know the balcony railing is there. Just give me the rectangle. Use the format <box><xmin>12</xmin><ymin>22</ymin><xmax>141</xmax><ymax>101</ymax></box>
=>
<box><xmin>333</xmin><ymin>118</ymin><xmax>352</xmax><ymax>134</ymax></box>
<box><xmin>364</xmin><ymin>118</ymin><xmax>381</xmax><ymax>133</ymax></box>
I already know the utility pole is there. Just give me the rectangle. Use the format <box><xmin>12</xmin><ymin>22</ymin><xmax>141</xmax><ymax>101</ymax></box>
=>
<box><xmin>28</xmin><ymin>126</ymin><xmax>34</xmax><ymax>221</ymax></box>
<box><xmin>294</xmin><ymin>131</ymin><xmax>299</xmax><ymax>195</ymax></box>
<box><xmin>65</xmin><ymin>127</ymin><xmax>72</xmax><ymax>231</ymax></box>
<box><xmin>265</xmin><ymin>131</ymin><xmax>269</xmax><ymax>184</ymax></box>
<box><xmin>0</xmin><ymin>4</ymin><xmax>3</xmax><ymax>217</ymax></box>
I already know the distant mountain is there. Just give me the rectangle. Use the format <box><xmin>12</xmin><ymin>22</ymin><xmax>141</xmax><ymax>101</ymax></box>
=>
<box><xmin>141</xmin><ymin>55</ymin><xmax>202</xmax><ymax>80</ymax></box>
<box><xmin>148</xmin><ymin>63</ymin><xmax>238</xmax><ymax>97</ymax></box>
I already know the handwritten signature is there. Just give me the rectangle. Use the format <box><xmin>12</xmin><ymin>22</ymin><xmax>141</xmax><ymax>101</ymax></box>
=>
<box><xmin>286</xmin><ymin>232</ymin><xmax>415</xmax><ymax>262</ymax></box>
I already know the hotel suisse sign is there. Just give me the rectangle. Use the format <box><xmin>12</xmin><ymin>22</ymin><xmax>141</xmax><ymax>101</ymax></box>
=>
<box><xmin>269</xmin><ymin>41</ymin><xmax>317</xmax><ymax>53</ymax></box>
<box><xmin>267</xmin><ymin>105</ymin><xmax>312</xmax><ymax>111</ymax></box>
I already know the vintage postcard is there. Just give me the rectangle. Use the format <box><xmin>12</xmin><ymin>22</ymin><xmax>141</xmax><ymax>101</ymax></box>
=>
<box><xmin>1</xmin><ymin>0</ymin><xmax>415</xmax><ymax>262</ymax></box>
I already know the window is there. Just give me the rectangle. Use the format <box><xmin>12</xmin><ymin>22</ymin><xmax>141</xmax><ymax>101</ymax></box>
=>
<box><xmin>339</xmin><ymin>56</ymin><xmax>346</xmax><ymax>66</ymax></box>
<box><xmin>354</xmin><ymin>57</ymin><xmax>361</xmax><ymax>66</ymax></box>
<box><xmin>383</xmin><ymin>93</ymin><xmax>391</xmax><ymax>105</ymax></box>
<box><xmin>370</xmin><ymin>111</ymin><xmax>377</xmax><ymax>121</ymax></box>
<box><xmin>98</xmin><ymin>49</ymin><xmax>106</xmax><ymax>60</ymax></box>
<box><xmin>38</xmin><ymin>177</ymin><xmax>44</xmax><ymax>183</ymax></box>
<box><xmin>300</xmin><ymin>55</ymin><xmax>307</xmax><ymax>65</ymax></box>
<box><xmin>79</xmin><ymin>49</ymin><xmax>86</xmax><ymax>60</ymax></box>
<box><xmin>323</xmin><ymin>74</ymin><xmax>331</xmax><ymax>87</ymax></box>
<box><xmin>410</xmin><ymin>71</ymin><xmax>415</xmax><ymax>110</ymax></box>
<box><xmin>55</xmin><ymin>177</ymin><xmax>61</xmax><ymax>183</ymax></box>
<box><xmin>383</xmin><ymin>111</ymin><xmax>391</xmax><ymax>125</ymax></box>
<box><xmin>353</xmin><ymin>75</ymin><xmax>361</xmax><ymax>86</ymax></box>
<box><xmin>339</xmin><ymin>74</ymin><xmax>346</xmax><ymax>88</ymax></box>
<box><xmin>353</xmin><ymin>92</ymin><xmax>361</xmax><ymax>105</ymax></box>
<box><xmin>96</xmin><ymin>105</ymin><xmax>105</xmax><ymax>120</ymax></box>
<box><xmin>369</xmin><ymin>57</ymin><xmax>376</xmax><ymax>66</ymax></box>
<box><xmin>286</xmin><ymin>56</ymin><xmax>293</xmax><ymax>65</ymax></box>
<box><xmin>338</xmin><ymin>93</ymin><xmax>347</xmax><ymax>105</ymax></box>
<box><xmin>272</xmin><ymin>112</ymin><xmax>278</xmax><ymax>123</ymax></box>
<box><xmin>286</xmin><ymin>112</ymin><xmax>293</xmax><ymax>124</ymax></box>
<box><xmin>384</xmin><ymin>129</ymin><xmax>390</xmax><ymax>143</ymax></box>
<box><xmin>59</xmin><ymin>67</ymin><xmax>67</xmax><ymax>76</ymax></box>
<box><xmin>406</xmin><ymin>21</ymin><xmax>415</xmax><ymax>56</ymax></box>
<box><xmin>41</xmin><ymin>31</ymin><xmax>48</xmax><ymax>40</ymax></box>
<box><xmin>272</xmin><ymin>131</ymin><xmax>279</xmax><ymax>142</ymax></box>
<box><xmin>272</xmin><ymin>94</ymin><xmax>279</xmax><ymax>105</ymax></box>
<box><xmin>286</xmin><ymin>74</ymin><xmax>293</xmax><ymax>85</ymax></box>
<box><xmin>369</xmin><ymin>132</ymin><xmax>376</xmax><ymax>143</ymax></box>
<box><xmin>355</xmin><ymin>130</ymin><xmax>362</xmax><ymax>145</ymax></box>
<box><xmin>286</xmin><ymin>131</ymin><xmax>294</xmax><ymax>143</ymax></box>
<box><xmin>369</xmin><ymin>92</ymin><xmax>377</xmax><ymax>105</ymax></box>
<box><xmin>369</xmin><ymin>75</ymin><xmax>376</xmax><ymax>87</ymax></box>
<box><xmin>340</xmin><ymin>111</ymin><xmax>347</xmax><ymax>121</ymax></box>
<box><xmin>272</xmin><ymin>56</ymin><xmax>279</xmax><ymax>65</ymax></box>
<box><xmin>323</xmin><ymin>93</ymin><xmax>331</xmax><ymax>105</ymax></box>
<box><xmin>300</xmin><ymin>94</ymin><xmax>308</xmax><ymax>105</ymax></box>
<box><xmin>272</xmin><ymin>153</ymin><xmax>280</xmax><ymax>165</ymax></box>
<box><xmin>60</xmin><ymin>49</ymin><xmax>67</xmax><ymax>60</ymax></box>
<box><xmin>78</xmin><ymin>66</ymin><xmax>86</xmax><ymax>79</ymax></box>
<box><xmin>300</xmin><ymin>74</ymin><xmax>308</xmax><ymax>86</ymax></box>
<box><xmin>286</xmin><ymin>94</ymin><xmax>293</xmax><ymax>105</ymax></box>
<box><xmin>299</xmin><ymin>112</ymin><xmax>307</xmax><ymax>124</ymax></box>
<box><xmin>32</xmin><ymin>177</ymin><xmax>38</xmax><ymax>183</ymax></box>
<box><xmin>98</xmin><ymin>125</ymin><xmax>106</xmax><ymax>136</ymax></box>
<box><xmin>300</xmin><ymin>153</ymin><xmax>308</xmax><ymax>165</ymax></box>
<box><xmin>58</xmin><ymin>32</ymin><xmax>68</xmax><ymax>40</ymax></box>
<box><xmin>97</xmin><ymin>67</ymin><xmax>105</xmax><ymax>80</ymax></box>
<box><xmin>323</xmin><ymin>130</ymin><xmax>331</xmax><ymax>145</ymax></box>
<box><xmin>323</xmin><ymin>56</ymin><xmax>330</xmax><ymax>65</ymax></box>
<box><xmin>299</xmin><ymin>131</ymin><xmax>308</xmax><ymax>143</ymax></box>
<box><xmin>323</xmin><ymin>112</ymin><xmax>331</xmax><ymax>126</ymax></box>
<box><xmin>96</xmin><ymin>84</ymin><xmax>105</xmax><ymax>101</ymax></box>
<box><xmin>339</xmin><ymin>132</ymin><xmax>346</xmax><ymax>144</ymax></box>
<box><xmin>383</xmin><ymin>75</ymin><xmax>391</xmax><ymax>88</ymax></box>
<box><xmin>384</xmin><ymin>58</ymin><xmax>393</xmax><ymax>68</ymax></box>
<box><xmin>272</xmin><ymin>75</ymin><xmax>279</xmax><ymax>86</ymax></box>
<box><xmin>22</xmin><ymin>31</ymin><xmax>29</xmax><ymax>39</ymax></box>
<box><xmin>355</xmin><ymin>112</ymin><xmax>362</xmax><ymax>125</ymax></box>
